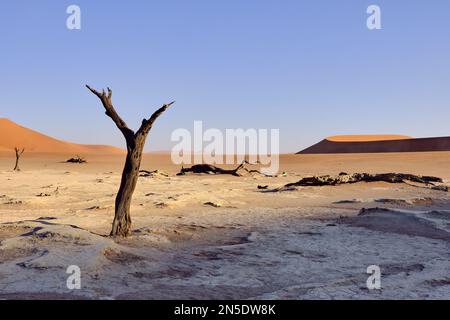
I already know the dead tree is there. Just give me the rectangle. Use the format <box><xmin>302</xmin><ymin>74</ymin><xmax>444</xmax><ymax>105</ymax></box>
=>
<box><xmin>86</xmin><ymin>85</ymin><xmax>174</xmax><ymax>237</ymax></box>
<box><xmin>177</xmin><ymin>162</ymin><xmax>245</xmax><ymax>176</ymax></box>
<box><xmin>13</xmin><ymin>148</ymin><xmax>25</xmax><ymax>171</ymax></box>
<box><xmin>267</xmin><ymin>172</ymin><xmax>446</xmax><ymax>192</ymax></box>
<box><xmin>282</xmin><ymin>172</ymin><xmax>443</xmax><ymax>188</ymax></box>
<box><xmin>66</xmin><ymin>155</ymin><xmax>87</xmax><ymax>163</ymax></box>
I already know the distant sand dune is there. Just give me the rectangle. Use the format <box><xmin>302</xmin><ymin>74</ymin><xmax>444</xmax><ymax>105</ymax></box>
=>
<box><xmin>0</xmin><ymin>118</ymin><xmax>124</xmax><ymax>154</ymax></box>
<box><xmin>327</xmin><ymin>135</ymin><xmax>412</xmax><ymax>142</ymax></box>
<box><xmin>298</xmin><ymin>134</ymin><xmax>450</xmax><ymax>154</ymax></box>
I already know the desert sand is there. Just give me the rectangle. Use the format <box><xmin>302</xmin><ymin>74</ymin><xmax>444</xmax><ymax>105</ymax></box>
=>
<box><xmin>1</xmin><ymin>149</ymin><xmax>450</xmax><ymax>299</ymax></box>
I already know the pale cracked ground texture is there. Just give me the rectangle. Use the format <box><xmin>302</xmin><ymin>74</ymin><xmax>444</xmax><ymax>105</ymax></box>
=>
<box><xmin>0</xmin><ymin>152</ymin><xmax>449</xmax><ymax>299</ymax></box>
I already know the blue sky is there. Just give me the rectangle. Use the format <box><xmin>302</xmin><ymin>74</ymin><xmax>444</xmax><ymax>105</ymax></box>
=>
<box><xmin>1</xmin><ymin>0</ymin><xmax>449</xmax><ymax>152</ymax></box>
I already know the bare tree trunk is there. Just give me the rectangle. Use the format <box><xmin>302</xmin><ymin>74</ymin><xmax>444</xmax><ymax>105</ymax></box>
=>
<box><xmin>86</xmin><ymin>85</ymin><xmax>174</xmax><ymax>237</ymax></box>
<box><xmin>13</xmin><ymin>148</ymin><xmax>25</xmax><ymax>171</ymax></box>
<box><xmin>111</xmin><ymin>139</ymin><xmax>143</xmax><ymax>236</ymax></box>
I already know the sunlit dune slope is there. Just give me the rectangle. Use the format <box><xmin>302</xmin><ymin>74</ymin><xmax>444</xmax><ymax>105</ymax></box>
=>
<box><xmin>0</xmin><ymin>118</ymin><xmax>124</xmax><ymax>154</ymax></box>
<box><xmin>326</xmin><ymin>135</ymin><xmax>412</xmax><ymax>142</ymax></box>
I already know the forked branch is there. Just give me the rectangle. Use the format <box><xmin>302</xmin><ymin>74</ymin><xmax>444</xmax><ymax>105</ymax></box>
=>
<box><xmin>14</xmin><ymin>147</ymin><xmax>25</xmax><ymax>157</ymax></box>
<box><xmin>136</xmin><ymin>101</ymin><xmax>175</xmax><ymax>137</ymax></box>
<box><xmin>85</xmin><ymin>85</ymin><xmax>134</xmax><ymax>142</ymax></box>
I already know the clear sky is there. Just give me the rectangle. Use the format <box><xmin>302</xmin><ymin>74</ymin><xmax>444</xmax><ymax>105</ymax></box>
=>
<box><xmin>1</xmin><ymin>0</ymin><xmax>449</xmax><ymax>152</ymax></box>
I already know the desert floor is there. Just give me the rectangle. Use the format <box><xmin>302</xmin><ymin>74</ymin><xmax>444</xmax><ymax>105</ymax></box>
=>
<box><xmin>0</xmin><ymin>152</ymin><xmax>449</xmax><ymax>299</ymax></box>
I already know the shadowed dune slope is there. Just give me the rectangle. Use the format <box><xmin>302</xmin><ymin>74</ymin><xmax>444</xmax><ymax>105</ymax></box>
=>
<box><xmin>0</xmin><ymin>118</ymin><xmax>124</xmax><ymax>154</ymax></box>
<box><xmin>298</xmin><ymin>135</ymin><xmax>450</xmax><ymax>154</ymax></box>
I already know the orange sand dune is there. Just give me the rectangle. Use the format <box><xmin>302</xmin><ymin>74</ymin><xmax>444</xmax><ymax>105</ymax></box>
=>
<box><xmin>327</xmin><ymin>135</ymin><xmax>412</xmax><ymax>142</ymax></box>
<box><xmin>0</xmin><ymin>118</ymin><xmax>124</xmax><ymax>154</ymax></box>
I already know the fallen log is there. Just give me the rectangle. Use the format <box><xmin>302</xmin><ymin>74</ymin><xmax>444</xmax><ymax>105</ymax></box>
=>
<box><xmin>177</xmin><ymin>162</ymin><xmax>245</xmax><ymax>177</ymax></box>
<box><xmin>270</xmin><ymin>172</ymin><xmax>445</xmax><ymax>192</ymax></box>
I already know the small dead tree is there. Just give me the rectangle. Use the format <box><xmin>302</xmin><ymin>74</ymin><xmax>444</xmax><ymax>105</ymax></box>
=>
<box><xmin>86</xmin><ymin>85</ymin><xmax>174</xmax><ymax>237</ymax></box>
<box><xmin>13</xmin><ymin>147</ymin><xmax>25</xmax><ymax>171</ymax></box>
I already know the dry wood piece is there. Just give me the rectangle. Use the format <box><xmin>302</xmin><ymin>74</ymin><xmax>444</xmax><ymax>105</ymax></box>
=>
<box><xmin>177</xmin><ymin>162</ymin><xmax>245</xmax><ymax>177</ymax></box>
<box><xmin>431</xmin><ymin>185</ymin><xmax>449</xmax><ymax>192</ymax></box>
<box><xmin>270</xmin><ymin>172</ymin><xmax>445</xmax><ymax>192</ymax></box>
<box><xmin>242</xmin><ymin>166</ymin><xmax>280</xmax><ymax>177</ymax></box>
<box><xmin>87</xmin><ymin>85</ymin><xmax>174</xmax><ymax>237</ymax></box>
<box><xmin>13</xmin><ymin>147</ymin><xmax>25</xmax><ymax>171</ymax></box>
<box><xmin>66</xmin><ymin>155</ymin><xmax>87</xmax><ymax>163</ymax></box>
<box><xmin>203</xmin><ymin>201</ymin><xmax>222</xmax><ymax>207</ymax></box>
<box><xmin>139</xmin><ymin>170</ymin><xmax>169</xmax><ymax>177</ymax></box>
<box><xmin>36</xmin><ymin>193</ymin><xmax>51</xmax><ymax>197</ymax></box>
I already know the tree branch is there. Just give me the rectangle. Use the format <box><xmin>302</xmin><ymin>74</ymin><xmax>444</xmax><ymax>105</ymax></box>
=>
<box><xmin>86</xmin><ymin>85</ymin><xmax>134</xmax><ymax>142</ymax></box>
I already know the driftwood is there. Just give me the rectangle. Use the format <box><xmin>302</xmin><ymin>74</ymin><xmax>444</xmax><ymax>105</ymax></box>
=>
<box><xmin>13</xmin><ymin>147</ymin><xmax>25</xmax><ymax>171</ymax></box>
<box><xmin>66</xmin><ymin>155</ymin><xmax>87</xmax><ymax>163</ymax></box>
<box><xmin>87</xmin><ymin>85</ymin><xmax>174</xmax><ymax>237</ymax></box>
<box><xmin>177</xmin><ymin>162</ymin><xmax>245</xmax><ymax>177</ymax></box>
<box><xmin>270</xmin><ymin>172</ymin><xmax>445</xmax><ymax>192</ymax></box>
